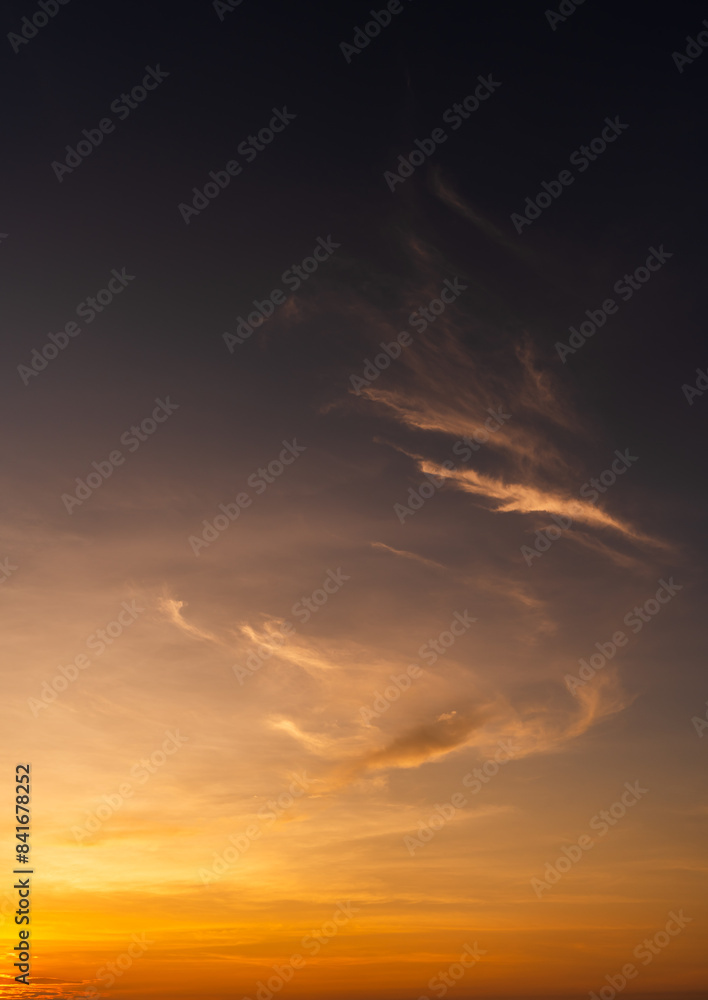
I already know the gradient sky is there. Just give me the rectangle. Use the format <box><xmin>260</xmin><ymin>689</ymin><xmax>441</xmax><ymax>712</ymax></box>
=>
<box><xmin>2</xmin><ymin>1</ymin><xmax>707</xmax><ymax>998</ymax></box>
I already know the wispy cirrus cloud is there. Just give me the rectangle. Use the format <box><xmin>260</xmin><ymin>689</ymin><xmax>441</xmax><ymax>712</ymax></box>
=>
<box><xmin>417</xmin><ymin>458</ymin><xmax>660</xmax><ymax>545</ymax></box>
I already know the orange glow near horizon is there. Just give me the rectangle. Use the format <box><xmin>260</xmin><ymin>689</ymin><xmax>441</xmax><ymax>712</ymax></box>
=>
<box><xmin>2</xmin><ymin>265</ymin><xmax>705</xmax><ymax>997</ymax></box>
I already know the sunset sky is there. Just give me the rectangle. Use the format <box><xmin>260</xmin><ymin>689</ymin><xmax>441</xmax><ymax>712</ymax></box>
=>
<box><xmin>2</xmin><ymin>1</ymin><xmax>707</xmax><ymax>998</ymax></box>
